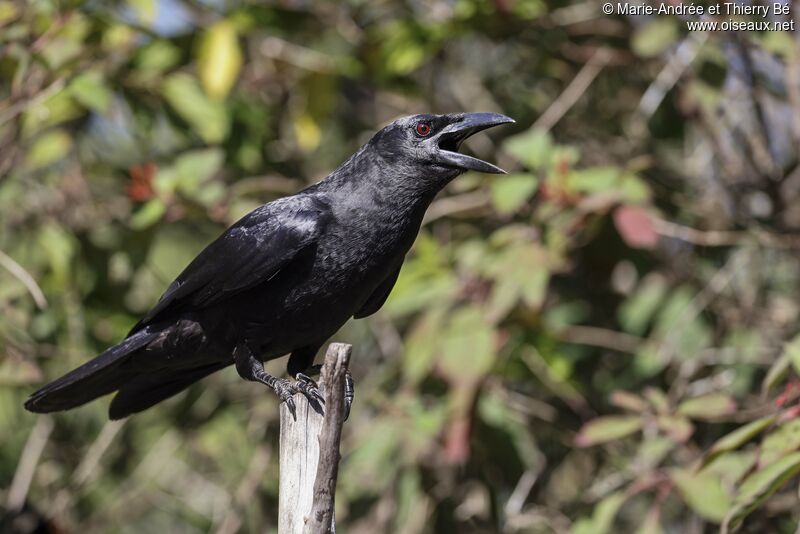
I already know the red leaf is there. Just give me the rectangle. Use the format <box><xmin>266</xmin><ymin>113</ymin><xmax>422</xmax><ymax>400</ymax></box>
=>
<box><xmin>126</xmin><ymin>162</ymin><xmax>157</xmax><ymax>202</ymax></box>
<box><xmin>613</xmin><ymin>205</ymin><xmax>658</xmax><ymax>249</ymax></box>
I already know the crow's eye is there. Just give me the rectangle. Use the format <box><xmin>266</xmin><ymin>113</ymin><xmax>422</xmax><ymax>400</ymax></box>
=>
<box><xmin>415</xmin><ymin>122</ymin><xmax>432</xmax><ymax>137</ymax></box>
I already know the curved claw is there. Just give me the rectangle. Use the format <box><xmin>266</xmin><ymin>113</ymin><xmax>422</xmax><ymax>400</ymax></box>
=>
<box><xmin>344</xmin><ymin>370</ymin><xmax>354</xmax><ymax>421</ymax></box>
<box><xmin>295</xmin><ymin>373</ymin><xmax>325</xmax><ymax>405</ymax></box>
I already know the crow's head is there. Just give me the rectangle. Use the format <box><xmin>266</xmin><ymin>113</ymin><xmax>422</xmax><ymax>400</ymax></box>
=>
<box><xmin>369</xmin><ymin>112</ymin><xmax>514</xmax><ymax>179</ymax></box>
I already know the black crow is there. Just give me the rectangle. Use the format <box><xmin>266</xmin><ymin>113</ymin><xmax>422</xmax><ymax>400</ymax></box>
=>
<box><xmin>24</xmin><ymin>112</ymin><xmax>514</xmax><ymax>420</ymax></box>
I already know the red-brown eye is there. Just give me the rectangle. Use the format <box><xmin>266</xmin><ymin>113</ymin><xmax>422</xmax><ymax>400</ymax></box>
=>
<box><xmin>415</xmin><ymin>122</ymin><xmax>432</xmax><ymax>137</ymax></box>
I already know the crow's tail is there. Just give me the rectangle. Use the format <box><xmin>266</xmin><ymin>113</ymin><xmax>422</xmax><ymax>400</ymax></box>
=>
<box><xmin>24</xmin><ymin>328</ymin><xmax>158</xmax><ymax>414</ymax></box>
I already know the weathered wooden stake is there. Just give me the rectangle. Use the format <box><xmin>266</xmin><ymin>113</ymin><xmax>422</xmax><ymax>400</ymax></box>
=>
<box><xmin>278</xmin><ymin>342</ymin><xmax>351</xmax><ymax>534</ymax></box>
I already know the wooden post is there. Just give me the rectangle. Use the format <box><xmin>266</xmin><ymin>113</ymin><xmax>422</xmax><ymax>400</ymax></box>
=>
<box><xmin>278</xmin><ymin>343</ymin><xmax>351</xmax><ymax>534</ymax></box>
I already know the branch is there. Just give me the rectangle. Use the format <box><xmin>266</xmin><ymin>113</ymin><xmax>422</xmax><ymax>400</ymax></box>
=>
<box><xmin>0</xmin><ymin>248</ymin><xmax>48</xmax><ymax>309</ymax></box>
<box><xmin>306</xmin><ymin>343</ymin><xmax>351</xmax><ymax>534</ymax></box>
<box><xmin>6</xmin><ymin>416</ymin><xmax>54</xmax><ymax>512</ymax></box>
<box><xmin>533</xmin><ymin>47</ymin><xmax>611</xmax><ymax>132</ymax></box>
<box><xmin>278</xmin><ymin>343</ymin><xmax>351</xmax><ymax>534</ymax></box>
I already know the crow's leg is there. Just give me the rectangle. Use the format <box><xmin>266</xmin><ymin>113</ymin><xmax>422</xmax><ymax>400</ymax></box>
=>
<box><xmin>288</xmin><ymin>358</ymin><xmax>355</xmax><ymax>421</ymax></box>
<box><xmin>234</xmin><ymin>344</ymin><xmax>323</xmax><ymax>419</ymax></box>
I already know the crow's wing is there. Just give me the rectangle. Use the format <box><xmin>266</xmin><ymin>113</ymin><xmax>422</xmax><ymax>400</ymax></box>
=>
<box><xmin>354</xmin><ymin>263</ymin><xmax>402</xmax><ymax>319</ymax></box>
<box><xmin>132</xmin><ymin>196</ymin><xmax>330</xmax><ymax>333</ymax></box>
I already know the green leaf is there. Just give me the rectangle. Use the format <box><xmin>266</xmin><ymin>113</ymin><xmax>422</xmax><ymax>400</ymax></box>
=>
<box><xmin>784</xmin><ymin>333</ymin><xmax>800</xmax><ymax>376</ymax></box>
<box><xmin>572</xmin><ymin>491</ymin><xmax>627</xmax><ymax>534</ymax></box>
<box><xmin>643</xmin><ymin>387</ymin><xmax>670</xmax><ymax>413</ymax></box>
<box><xmin>173</xmin><ymin>148</ymin><xmax>225</xmax><ymax>201</ymax></box>
<box><xmin>701</xmin><ymin>415</ymin><xmax>777</xmax><ymax>468</ymax></box>
<box><xmin>671</xmin><ymin>468</ymin><xmax>732</xmax><ymax>522</ymax></box>
<box><xmin>568</xmin><ymin>167</ymin><xmax>620</xmax><ymax>195</ymax></box>
<box><xmin>197</xmin><ymin>20</ymin><xmax>242</xmax><ymax>100</ymax></box>
<box><xmin>490</xmin><ymin>173</ymin><xmax>539</xmax><ymax>215</ymax></box>
<box><xmin>723</xmin><ymin>452</ymin><xmax>800</xmax><ymax>531</ymax></box>
<box><xmin>38</xmin><ymin>223</ymin><xmax>77</xmax><ymax>285</ymax></box>
<box><xmin>25</xmin><ymin>129</ymin><xmax>72</xmax><ymax>170</ymax></box>
<box><xmin>136</xmin><ymin>40</ymin><xmax>182</xmax><ymax>72</ymax></box>
<box><xmin>129</xmin><ymin>199</ymin><xmax>167</xmax><ymax>230</ymax></box>
<box><xmin>575</xmin><ymin>416</ymin><xmax>642</xmax><ymax>447</ymax></box>
<box><xmin>69</xmin><ymin>72</ymin><xmax>113</xmax><ymax>113</ymax></box>
<box><xmin>484</xmin><ymin>242</ymin><xmax>552</xmax><ymax>320</ymax></box>
<box><xmin>438</xmin><ymin>306</ymin><xmax>495</xmax><ymax>385</ymax></box>
<box><xmin>761</xmin><ymin>351</ymin><xmax>791</xmax><ymax>396</ymax></box>
<box><xmin>162</xmin><ymin>73</ymin><xmax>229</xmax><ymax>143</ymax></box>
<box><xmin>760</xmin><ymin>420</ymin><xmax>800</xmax><ymax>466</ymax></box>
<box><xmin>0</xmin><ymin>2</ymin><xmax>18</xmax><ymax>23</ymax></box>
<box><xmin>502</xmin><ymin>128</ymin><xmax>551</xmax><ymax>169</ymax></box>
<box><xmin>656</xmin><ymin>415</ymin><xmax>694</xmax><ymax>443</ymax></box>
<box><xmin>677</xmin><ymin>394</ymin><xmax>737</xmax><ymax>421</ymax></box>
<box><xmin>632</xmin><ymin>19</ymin><xmax>678</xmax><ymax>58</ymax></box>
<box><xmin>619</xmin><ymin>173</ymin><xmax>650</xmax><ymax>203</ymax></box>
<box><xmin>340</xmin><ymin>420</ymin><xmax>402</xmax><ymax>498</ymax></box>
<box><xmin>609</xmin><ymin>391</ymin><xmax>648</xmax><ymax>412</ymax></box>
<box><xmin>618</xmin><ymin>274</ymin><xmax>667</xmax><ymax>336</ymax></box>
<box><xmin>403</xmin><ymin>309</ymin><xmax>446</xmax><ymax>383</ymax></box>
<box><xmin>652</xmin><ymin>286</ymin><xmax>711</xmax><ymax>359</ymax></box>
<box><xmin>146</xmin><ymin>225</ymin><xmax>208</xmax><ymax>282</ymax></box>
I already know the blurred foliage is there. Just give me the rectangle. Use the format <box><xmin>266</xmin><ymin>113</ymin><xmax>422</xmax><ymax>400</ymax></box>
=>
<box><xmin>2</xmin><ymin>0</ymin><xmax>800</xmax><ymax>532</ymax></box>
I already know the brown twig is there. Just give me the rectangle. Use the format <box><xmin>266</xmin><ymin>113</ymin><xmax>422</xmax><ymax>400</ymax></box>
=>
<box><xmin>556</xmin><ymin>325</ymin><xmax>643</xmax><ymax>353</ymax></box>
<box><xmin>0</xmin><ymin>248</ymin><xmax>48</xmax><ymax>309</ymax></box>
<box><xmin>652</xmin><ymin>218</ymin><xmax>800</xmax><ymax>249</ymax></box>
<box><xmin>0</xmin><ymin>77</ymin><xmax>66</xmax><ymax>127</ymax></box>
<box><xmin>306</xmin><ymin>343</ymin><xmax>351</xmax><ymax>534</ymax></box>
<box><xmin>6</xmin><ymin>416</ymin><xmax>54</xmax><ymax>512</ymax></box>
<box><xmin>533</xmin><ymin>47</ymin><xmax>611</xmax><ymax>132</ymax></box>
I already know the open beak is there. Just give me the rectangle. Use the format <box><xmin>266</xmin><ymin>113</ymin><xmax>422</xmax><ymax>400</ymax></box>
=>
<box><xmin>434</xmin><ymin>112</ymin><xmax>515</xmax><ymax>174</ymax></box>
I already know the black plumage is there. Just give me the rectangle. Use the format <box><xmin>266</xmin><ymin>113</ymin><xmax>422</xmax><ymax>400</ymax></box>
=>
<box><xmin>24</xmin><ymin>112</ymin><xmax>513</xmax><ymax>419</ymax></box>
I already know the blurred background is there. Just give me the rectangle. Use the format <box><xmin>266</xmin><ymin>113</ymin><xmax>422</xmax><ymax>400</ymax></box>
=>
<box><xmin>2</xmin><ymin>0</ymin><xmax>800</xmax><ymax>532</ymax></box>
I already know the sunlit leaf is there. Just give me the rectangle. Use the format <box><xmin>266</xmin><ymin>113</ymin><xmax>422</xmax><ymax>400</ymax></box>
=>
<box><xmin>610</xmin><ymin>390</ymin><xmax>648</xmax><ymax>412</ymax></box>
<box><xmin>575</xmin><ymin>416</ymin><xmax>642</xmax><ymax>447</ymax></box>
<box><xmin>671</xmin><ymin>468</ymin><xmax>731</xmax><ymax>522</ymax></box>
<box><xmin>293</xmin><ymin>113</ymin><xmax>322</xmax><ymax>153</ymax></box>
<box><xmin>762</xmin><ymin>351</ymin><xmax>791</xmax><ymax>397</ymax></box>
<box><xmin>438</xmin><ymin>306</ymin><xmax>495</xmax><ymax>385</ymax></box>
<box><xmin>785</xmin><ymin>333</ymin><xmax>800</xmax><ymax>376</ymax></box>
<box><xmin>503</xmin><ymin>128</ymin><xmax>551</xmax><ymax>169</ymax></box>
<box><xmin>129</xmin><ymin>198</ymin><xmax>167</xmax><ymax>230</ymax></box>
<box><xmin>403</xmin><ymin>309</ymin><xmax>446</xmax><ymax>383</ymax></box>
<box><xmin>25</xmin><ymin>129</ymin><xmax>72</xmax><ymax>170</ymax></box>
<box><xmin>632</xmin><ymin>19</ymin><xmax>678</xmax><ymax>58</ymax></box>
<box><xmin>69</xmin><ymin>72</ymin><xmax>113</xmax><ymax>113</ymax></box>
<box><xmin>136</xmin><ymin>40</ymin><xmax>182</xmax><ymax>72</ymax></box>
<box><xmin>723</xmin><ymin>452</ymin><xmax>800</xmax><ymax>531</ymax></box>
<box><xmin>618</xmin><ymin>274</ymin><xmax>667</xmax><ymax>335</ymax></box>
<box><xmin>572</xmin><ymin>491</ymin><xmax>627</xmax><ymax>534</ymax></box>
<box><xmin>677</xmin><ymin>394</ymin><xmax>737</xmax><ymax>421</ymax></box>
<box><xmin>173</xmin><ymin>148</ymin><xmax>225</xmax><ymax>202</ymax></box>
<box><xmin>759</xmin><ymin>420</ymin><xmax>800</xmax><ymax>466</ymax></box>
<box><xmin>657</xmin><ymin>414</ymin><xmax>694</xmax><ymax>443</ymax></box>
<box><xmin>0</xmin><ymin>1</ymin><xmax>18</xmax><ymax>23</ymax></box>
<box><xmin>162</xmin><ymin>73</ymin><xmax>229</xmax><ymax>143</ymax></box>
<box><xmin>701</xmin><ymin>415</ymin><xmax>777</xmax><ymax>468</ymax></box>
<box><xmin>197</xmin><ymin>20</ymin><xmax>242</xmax><ymax>100</ymax></box>
<box><xmin>490</xmin><ymin>173</ymin><xmax>538</xmax><ymax>215</ymax></box>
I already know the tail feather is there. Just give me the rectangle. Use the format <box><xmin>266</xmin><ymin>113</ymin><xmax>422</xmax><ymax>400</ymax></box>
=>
<box><xmin>108</xmin><ymin>362</ymin><xmax>227</xmax><ymax>420</ymax></box>
<box><xmin>24</xmin><ymin>328</ymin><xmax>158</xmax><ymax>414</ymax></box>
